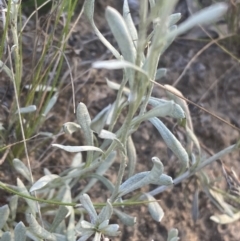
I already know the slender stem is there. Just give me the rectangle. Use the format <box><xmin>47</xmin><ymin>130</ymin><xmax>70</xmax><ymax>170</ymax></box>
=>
<box><xmin>109</xmin><ymin>72</ymin><xmax>128</xmax><ymax>132</ymax></box>
<box><xmin>110</xmin><ymin>152</ymin><xmax>127</xmax><ymax>202</ymax></box>
<box><xmin>0</xmin><ymin>181</ymin><xmax>76</xmax><ymax>206</ymax></box>
<box><xmin>139</xmin><ymin>82</ymin><xmax>153</xmax><ymax>115</ymax></box>
<box><xmin>0</xmin><ymin>181</ymin><xmax>156</xmax><ymax>208</ymax></box>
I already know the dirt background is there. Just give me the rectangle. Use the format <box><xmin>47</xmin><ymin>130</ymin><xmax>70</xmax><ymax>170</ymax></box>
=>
<box><xmin>1</xmin><ymin>0</ymin><xmax>240</xmax><ymax>240</ymax></box>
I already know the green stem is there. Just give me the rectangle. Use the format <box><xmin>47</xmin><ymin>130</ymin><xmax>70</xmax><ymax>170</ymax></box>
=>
<box><xmin>0</xmin><ymin>181</ymin><xmax>156</xmax><ymax>208</ymax></box>
<box><xmin>110</xmin><ymin>152</ymin><xmax>127</xmax><ymax>202</ymax></box>
<box><xmin>109</xmin><ymin>72</ymin><xmax>128</xmax><ymax>132</ymax></box>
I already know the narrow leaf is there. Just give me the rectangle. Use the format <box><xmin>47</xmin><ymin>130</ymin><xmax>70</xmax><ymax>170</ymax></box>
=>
<box><xmin>1</xmin><ymin>232</ymin><xmax>11</xmax><ymax>241</ymax></box>
<box><xmin>98</xmin><ymin>199</ymin><xmax>113</xmax><ymax>224</ymax></box>
<box><xmin>17</xmin><ymin>179</ymin><xmax>37</xmax><ymax>215</ymax></box>
<box><xmin>83</xmin><ymin>0</ymin><xmax>120</xmax><ymax>59</ymax></box>
<box><xmin>50</xmin><ymin>206</ymin><xmax>69</xmax><ymax>232</ymax></box>
<box><xmin>90</xmin><ymin>104</ymin><xmax>111</xmax><ymax>134</ymax></box>
<box><xmin>98</xmin><ymin>220</ymin><xmax>109</xmax><ymax>230</ymax></box>
<box><xmin>63</xmin><ymin>122</ymin><xmax>81</xmax><ymax>135</ymax></box>
<box><xmin>158</xmin><ymin>174</ymin><xmax>174</xmax><ymax>186</ymax></box>
<box><xmin>102</xmin><ymin>224</ymin><xmax>120</xmax><ymax>236</ymax></box>
<box><xmin>76</xmin><ymin>102</ymin><xmax>94</xmax><ymax>165</ymax></box>
<box><xmin>52</xmin><ymin>144</ymin><xmax>103</xmax><ymax>153</ymax></box>
<box><xmin>167</xmin><ymin>228</ymin><xmax>179</xmax><ymax>241</ymax></box>
<box><xmin>27</xmin><ymin>214</ymin><xmax>58</xmax><ymax>241</ymax></box>
<box><xmin>81</xmin><ymin>151</ymin><xmax>116</xmax><ymax>193</ymax></box>
<box><xmin>123</xmin><ymin>0</ymin><xmax>138</xmax><ymax>47</ymax></box>
<box><xmin>71</xmin><ymin>153</ymin><xmax>83</xmax><ymax>167</ymax></box>
<box><xmin>87</xmin><ymin>173</ymin><xmax>115</xmax><ymax>193</ymax></box>
<box><xmin>15</xmin><ymin>105</ymin><xmax>36</xmax><ymax>114</ymax></box>
<box><xmin>119</xmin><ymin>157</ymin><xmax>169</xmax><ymax>197</ymax></box>
<box><xmin>80</xmin><ymin>220</ymin><xmax>94</xmax><ymax>229</ymax></box>
<box><xmin>98</xmin><ymin>130</ymin><xmax>117</xmax><ymax>140</ymax></box>
<box><xmin>24</xmin><ymin>84</ymin><xmax>57</xmax><ymax>92</ymax></box>
<box><xmin>79</xmin><ymin>194</ymin><xmax>98</xmax><ymax>224</ymax></box>
<box><xmin>192</xmin><ymin>188</ymin><xmax>199</xmax><ymax>222</ymax></box>
<box><xmin>119</xmin><ymin>172</ymin><xmax>148</xmax><ymax>195</ymax></box>
<box><xmin>77</xmin><ymin>233</ymin><xmax>93</xmax><ymax>241</ymax></box>
<box><xmin>42</xmin><ymin>93</ymin><xmax>58</xmax><ymax>117</ymax></box>
<box><xmin>210</xmin><ymin>211</ymin><xmax>240</xmax><ymax>224</ymax></box>
<box><xmin>106</xmin><ymin>78</ymin><xmax>130</xmax><ymax>95</ymax></box>
<box><xmin>164</xmin><ymin>85</ymin><xmax>193</xmax><ymax>130</ymax></box>
<box><xmin>127</xmin><ymin>136</ymin><xmax>137</xmax><ymax>177</ymax></box>
<box><xmin>209</xmin><ymin>189</ymin><xmax>234</xmax><ymax>217</ymax></box>
<box><xmin>145</xmin><ymin>193</ymin><xmax>164</xmax><ymax>222</ymax></box>
<box><xmin>0</xmin><ymin>205</ymin><xmax>10</xmax><ymax>230</ymax></box>
<box><xmin>148</xmin><ymin>157</ymin><xmax>164</xmax><ymax>182</ymax></box>
<box><xmin>168</xmin><ymin>13</ymin><xmax>181</xmax><ymax>26</ymax></box>
<box><xmin>105</xmin><ymin>7</ymin><xmax>136</xmax><ymax>67</ymax></box>
<box><xmin>114</xmin><ymin>208</ymin><xmax>136</xmax><ymax>226</ymax></box>
<box><xmin>150</xmin><ymin>118</ymin><xmax>189</xmax><ymax>170</ymax></box>
<box><xmin>67</xmin><ymin>208</ymin><xmax>75</xmax><ymax>241</ymax></box>
<box><xmin>93</xmin><ymin>232</ymin><xmax>101</xmax><ymax>241</ymax></box>
<box><xmin>13</xmin><ymin>158</ymin><xmax>31</xmax><ymax>182</ymax></box>
<box><xmin>30</xmin><ymin>174</ymin><xmax>59</xmax><ymax>192</ymax></box>
<box><xmin>93</xmin><ymin>60</ymin><xmax>148</xmax><ymax>78</ymax></box>
<box><xmin>9</xmin><ymin>195</ymin><xmax>18</xmax><ymax>220</ymax></box>
<box><xmin>168</xmin><ymin>3</ymin><xmax>228</xmax><ymax>38</ymax></box>
<box><xmin>131</xmin><ymin>100</ymin><xmax>185</xmax><ymax>127</ymax></box>
<box><xmin>14</xmin><ymin>222</ymin><xmax>26</xmax><ymax>241</ymax></box>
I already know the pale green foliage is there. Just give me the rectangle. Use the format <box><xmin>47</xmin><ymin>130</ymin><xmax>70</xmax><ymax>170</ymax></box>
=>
<box><xmin>0</xmin><ymin>0</ymin><xmax>236</xmax><ymax>241</ymax></box>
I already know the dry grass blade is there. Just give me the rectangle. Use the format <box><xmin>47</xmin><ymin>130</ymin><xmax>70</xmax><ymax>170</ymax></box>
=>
<box><xmin>220</xmin><ymin>160</ymin><xmax>240</xmax><ymax>196</ymax></box>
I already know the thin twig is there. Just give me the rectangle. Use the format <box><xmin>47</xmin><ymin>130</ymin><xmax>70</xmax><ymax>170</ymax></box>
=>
<box><xmin>172</xmin><ymin>35</ymin><xmax>233</xmax><ymax>87</ymax></box>
<box><xmin>150</xmin><ymin>79</ymin><xmax>240</xmax><ymax>132</ymax></box>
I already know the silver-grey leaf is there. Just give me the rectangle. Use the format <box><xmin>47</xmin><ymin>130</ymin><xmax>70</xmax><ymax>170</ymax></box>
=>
<box><xmin>42</xmin><ymin>93</ymin><xmax>58</xmax><ymax>117</ymax></box>
<box><xmin>52</xmin><ymin>144</ymin><xmax>103</xmax><ymax>153</ymax></box>
<box><xmin>63</xmin><ymin>122</ymin><xmax>81</xmax><ymax>135</ymax></box>
<box><xmin>90</xmin><ymin>104</ymin><xmax>111</xmax><ymax>134</ymax></box>
<box><xmin>167</xmin><ymin>228</ymin><xmax>179</xmax><ymax>241</ymax></box>
<box><xmin>168</xmin><ymin>3</ymin><xmax>228</xmax><ymax>38</ymax></box>
<box><xmin>9</xmin><ymin>195</ymin><xmax>18</xmax><ymax>220</ymax></box>
<box><xmin>114</xmin><ymin>208</ymin><xmax>136</xmax><ymax>226</ymax></box>
<box><xmin>105</xmin><ymin>7</ymin><xmax>136</xmax><ymax>89</ymax></box>
<box><xmin>83</xmin><ymin>0</ymin><xmax>120</xmax><ymax>59</ymax></box>
<box><xmin>123</xmin><ymin>0</ymin><xmax>138</xmax><ymax>48</ymax></box>
<box><xmin>192</xmin><ymin>188</ymin><xmax>199</xmax><ymax>223</ymax></box>
<box><xmin>15</xmin><ymin>105</ymin><xmax>36</xmax><ymax>114</ymax></box>
<box><xmin>13</xmin><ymin>158</ymin><xmax>31</xmax><ymax>182</ymax></box>
<box><xmin>27</xmin><ymin>214</ymin><xmax>59</xmax><ymax>241</ymax></box>
<box><xmin>30</xmin><ymin>174</ymin><xmax>59</xmax><ymax>192</ymax></box>
<box><xmin>0</xmin><ymin>205</ymin><xmax>10</xmax><ymax>230</ymax></box>
<box><xmin>150</xmin><ymin>118</ymin><xmax>189</xmax><ymax>170</ymax></box>
<box><xmin>1</xmin><ymin>232</ymin><xmax>11</xmax><ymax>241</ymax></box>
<box><xmin>17</xmin><ymin>178</ymin><xmax>37</xmax><ymax>216</ymax></box>
<box><xmin>50</xmin><ymin>206</ymin><xmax>69</xmax><ymax>232</ymax></box>
<box><xmin>14</xmin><ymin>222</ymin><xmax>26</xmax><ymax>241</ymax></box>
<box><xmin>97</xmin><ymin>199</ymin><xmax>113</xmax><ymax>224</ymax></box>
<box><xmin>145</xmin><ymin>193</ymin><xmax>164</xmax><ymax>222</ymax></box>
<box><xmin>79</xmin><ymin>194</ymin><xmax>98</xmax><ymax>224</ymax></box>
<box><xmin>127</xmin><ymin>136</ymin><xmax>137</xmax><ymax>178</ymax></box>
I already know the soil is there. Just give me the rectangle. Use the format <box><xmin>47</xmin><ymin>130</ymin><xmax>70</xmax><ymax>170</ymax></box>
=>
<box><xmin>1</xmin><ymin>0</ymin><xmax>240</xmax><ymax>241</ymax></box>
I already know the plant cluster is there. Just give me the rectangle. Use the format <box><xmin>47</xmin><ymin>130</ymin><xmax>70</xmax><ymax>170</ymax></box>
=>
<box><xmin>0</xmin><ymin>0</ymin><xmax>239</xmax><ymax>241</ymax></box>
